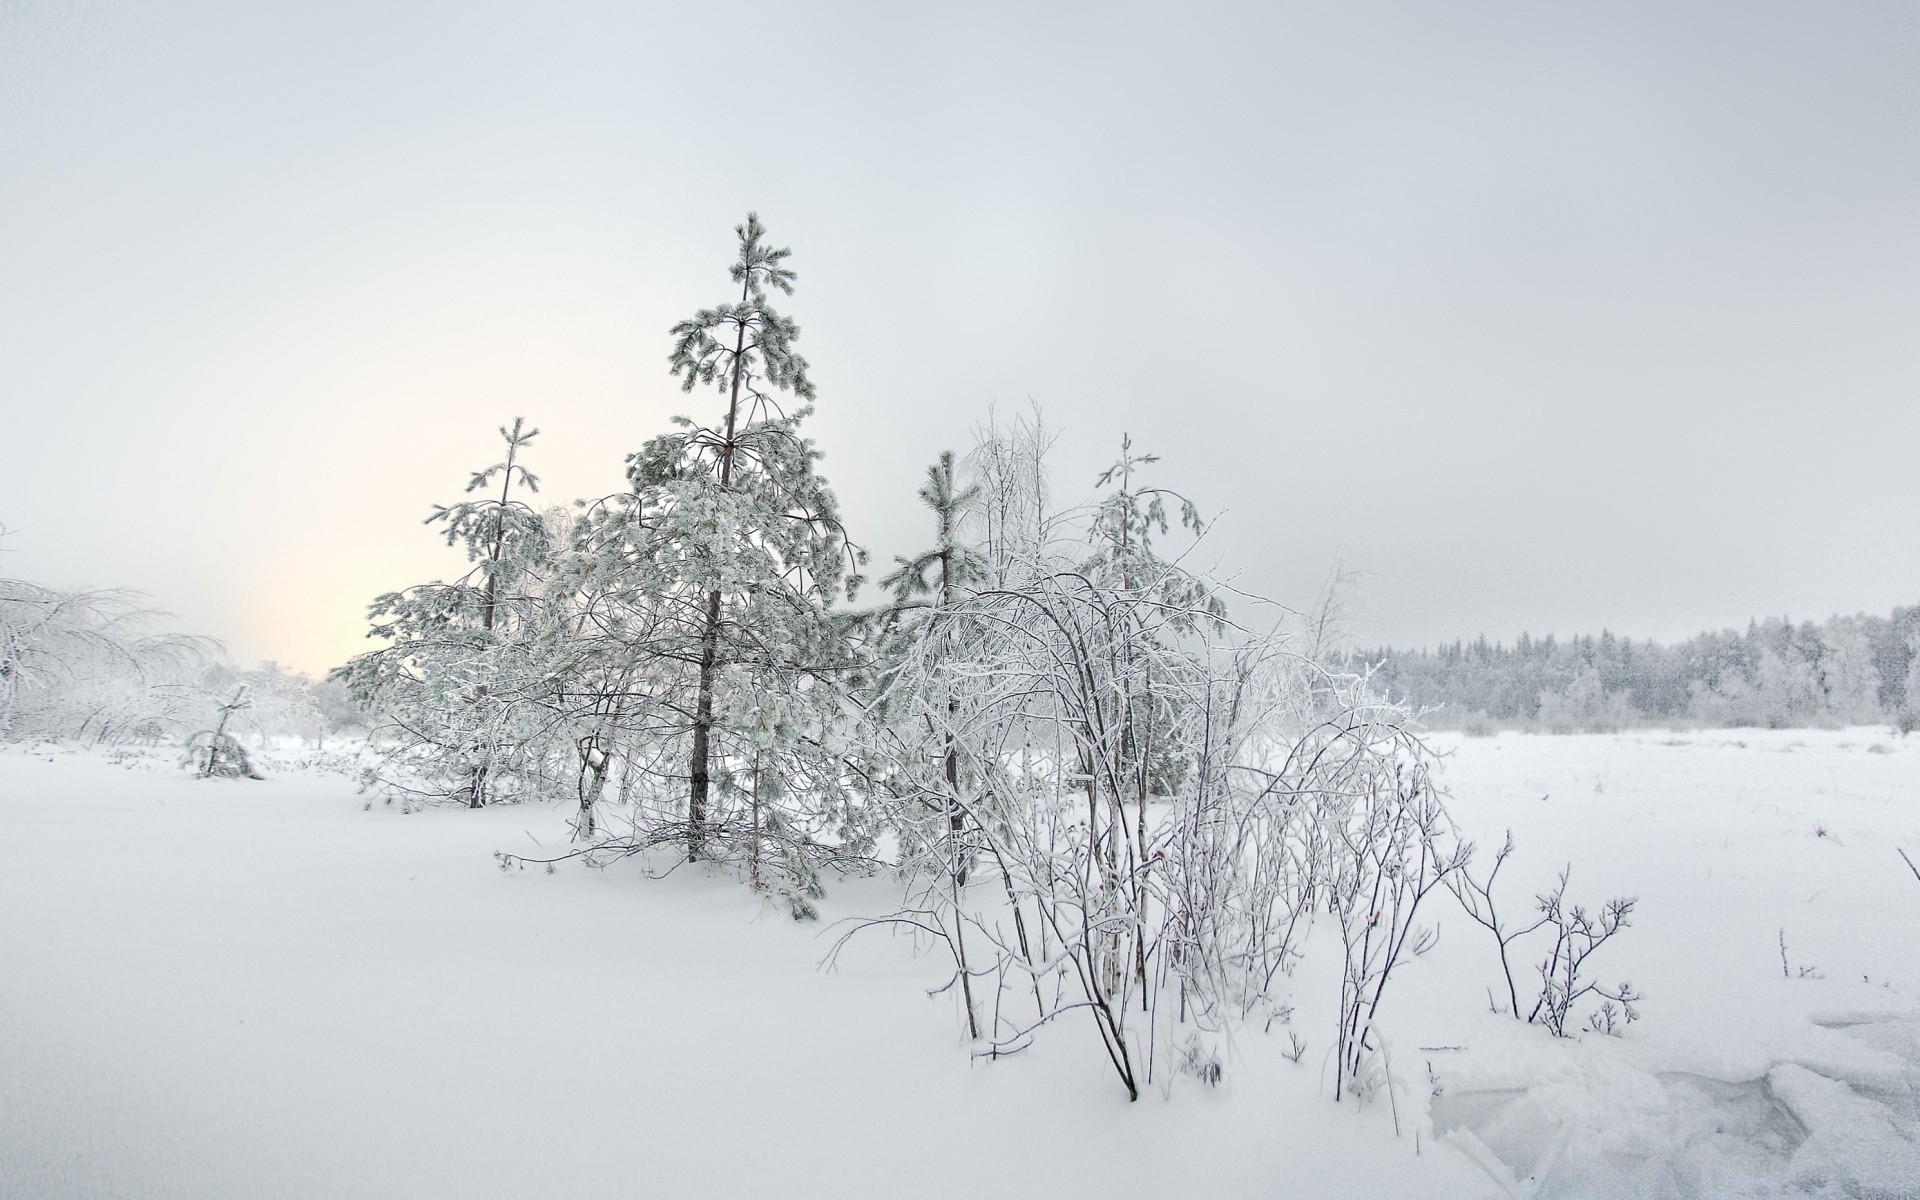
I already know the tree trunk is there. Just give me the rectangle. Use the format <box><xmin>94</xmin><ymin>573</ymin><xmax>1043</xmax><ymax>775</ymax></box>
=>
<box><xmin>577</xmin><ymin>736</ymin><xmax>609</xmax><ymax>839</ymax></box>
<box><xmin>482</xmin><ymin>434</ymin><xmax>518</xmax><ymax>634</ymax></box>
<box><xmin>686</xmin><ymin>276</ymin><xmax>753</xmax><ymax>861</ymax></box>
<box><xmin>689</xmin><ymin>592</ymin><xmax>721</xmax><ymax>860</ymax></box>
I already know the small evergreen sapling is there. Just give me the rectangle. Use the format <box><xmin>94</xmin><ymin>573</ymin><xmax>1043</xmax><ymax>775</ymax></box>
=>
<box><xmin>872</xmin><ymin>451</ymin><xmax>988</xmax><ymax>865</ymax></box>
<box><xmin>654</xmin><ymin>212</ymin><xmax>857</xmax><ymax>862</ymax></box>
<box><xmin>334</xmin><ymin>419</ymin><xmax>563</xmax><ymax>809</ymax></box>
<box><xmin>189</xmin><ymin>685</ymin><xmax>263</xmax><ymax>779</ymax></box>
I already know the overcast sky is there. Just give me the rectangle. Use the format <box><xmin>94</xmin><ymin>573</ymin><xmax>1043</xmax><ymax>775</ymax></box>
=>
<box><xmin>2</xmin><ymin>0</ymin><xmax>1915</xmax><ymax>675</ymax></box>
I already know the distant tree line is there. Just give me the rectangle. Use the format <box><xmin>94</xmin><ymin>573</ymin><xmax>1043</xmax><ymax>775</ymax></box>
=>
<box><xmin>1362</xmin><ymin>608</ymin><xmax>1920</xmax><ymax>733</ymax></box>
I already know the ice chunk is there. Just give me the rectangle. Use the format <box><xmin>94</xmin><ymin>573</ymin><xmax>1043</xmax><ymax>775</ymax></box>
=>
<box><xmin>1768</xmin><ymin>1063</ymin><xmax>1920</xmax><ymax>1194</ymax></box>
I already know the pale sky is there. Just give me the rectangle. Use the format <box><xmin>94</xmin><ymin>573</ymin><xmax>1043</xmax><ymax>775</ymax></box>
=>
<box><xmin>3</xmin><ymin>0</ymin><xmax>1915</xmax><ymax>675</ymax></box>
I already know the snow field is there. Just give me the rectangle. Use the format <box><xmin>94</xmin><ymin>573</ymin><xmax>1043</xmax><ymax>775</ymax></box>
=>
<box><xmin>1408</xmin><ymin>728</ymin><xmax>1920</xmax><ymax>1196</ymax></box>
<box><xmin>2</xmin><ymin>728</ymin><xmax>1916</xmax><ymax>1198</ymax></box>
<box><xmin>0</xmin><ymin>745</ymin><xmax>1488</xmax><ymax>1200</ymax></box>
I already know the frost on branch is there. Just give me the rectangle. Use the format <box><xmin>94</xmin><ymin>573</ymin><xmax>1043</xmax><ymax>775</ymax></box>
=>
<box><xmin>1449</xmin><ymin>832</ymin><xmax>1644</xmax><ymax>1037</ymax></box>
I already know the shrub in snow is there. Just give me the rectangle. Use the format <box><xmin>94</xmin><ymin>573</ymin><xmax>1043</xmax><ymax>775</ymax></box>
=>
<box><xmin>835</xmin><ymin>421</ymin><xmax>1456</xmax><ymax>1103</ymax></box>
<box><xmin>1327</xmin><ymin>752</ymin><xmax>1466</xmax><ymax>1099</ymax></box>
<box><xmin>1449</xmin><ymin>832</ymin><xmax>1643</xmax><ymax>1037</ymax></box>
<box><xmin>1529</xmin><ymin>869</ymin><xmax>1642</xmax><ymax>1036</ymax></box>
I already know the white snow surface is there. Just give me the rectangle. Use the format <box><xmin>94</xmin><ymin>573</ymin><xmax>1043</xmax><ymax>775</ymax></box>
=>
<box><xmin>3</xmin><ymin>727</ymin><xmax>1918</xmax><ymax>1198</ymax></box>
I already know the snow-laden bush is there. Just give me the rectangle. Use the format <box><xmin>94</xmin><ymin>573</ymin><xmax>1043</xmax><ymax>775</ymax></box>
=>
<box><xmin>187</xmin><ymin>685</ymin><xmax>264</xmax><ymax>779</ymax></box>
<box><xmin>0</xmin><ymin>577</ymin><xmax>218</xmax><ymax>744</ymax></box>
<box><xmin>832</xmin><ymin>420</ymin><xmax>1467</xmax><ymax>1102</ymax></box>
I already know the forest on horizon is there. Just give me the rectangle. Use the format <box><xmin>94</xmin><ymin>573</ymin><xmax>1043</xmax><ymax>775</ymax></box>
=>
<box><xmin>1365</xmin><ymin>606</ymin><xmax>1920</xmax><ymax>733</ymax></box>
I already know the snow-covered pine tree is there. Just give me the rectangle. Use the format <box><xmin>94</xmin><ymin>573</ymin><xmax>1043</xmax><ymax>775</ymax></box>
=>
<box><xmin>334</xmin><ymin>419</ymin><xmax>564</xmax><ymax>809</ymax></box>
<box><xmin>569</xmin><ymin>214</ymin><xmax>864</xmax><ymax>906</ymax></box>
<box><xmin>872</xmin><ymin>452</ymin><xmax>987</xmax><ymax>849</ymax></box>
<box><xmin>850</xmin><ymin>453</ymin><xmax>996</xmax><ymax>1032</ymax></box>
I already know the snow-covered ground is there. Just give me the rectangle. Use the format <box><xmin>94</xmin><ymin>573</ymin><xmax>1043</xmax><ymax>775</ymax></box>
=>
<box><xmin>3</xmin><ymin>729</ymin><xmax>1916</xmax><ymax>1198</ymax></box>
<box><xmin>1410</xmin><ymin>728</ymin><xmax>1920</xmax><ymax>1197</ymax></box>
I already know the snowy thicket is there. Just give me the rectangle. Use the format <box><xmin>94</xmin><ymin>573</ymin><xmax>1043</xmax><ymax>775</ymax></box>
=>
<box><xmin>322</xmin><ymin>215</ymin><xmax>1641</xmax><ymax>1102</ymax></box>
<box><xmin>0</xmin><ymin>577</ymin><xmax>217</xmax><ymax>743</ymax></box>
<box><xmin>0</xmin><ymin>573</ymin><xmax>352</xmax><ymax>752</ymax></box>
<box><xmin>824</xmin><ymin>417</ymin><xmax>1474</xmax><ymax>1100</ymax></box>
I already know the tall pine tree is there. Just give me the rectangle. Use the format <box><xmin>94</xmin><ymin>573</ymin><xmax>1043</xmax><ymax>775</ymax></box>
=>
<box><xmin>576</xmin><ymin>214</ymin><xmax>863</xmax><ymax>895</ymax></box>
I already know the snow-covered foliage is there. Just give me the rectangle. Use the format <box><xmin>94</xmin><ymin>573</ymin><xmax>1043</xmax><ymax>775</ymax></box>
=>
<box><xmin>328</xmin><ymin>218</ymin><xmax>867</xmax><ymax>913</ymax></box>
<box><xmin>544</xmin><ymin>215</ymin><xmax>867</xmax><ymax>913</ymax></box>
<box><xmin>187</xmin><ymin>685</ymin><xmax>264</xmax><ymax>779</ymax></box>
<box><xmin>0</xmin><ymin>577</ymin><xmax>216</xmax><ymax>743</ymax></box>
<box><xmin>830</xmin><ymin>418</ymin><xmax>1488</xmax><ymax>1102</ymax></box>
<box><xmin>304</xmin><ymin>216</ymin><xmax>1655</xmax><ymax>1112</ymax></box>
<box><xmin>334</xmin><ymin>419</ymin><xmax>570</xmax><ymax>809</ymax></box>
